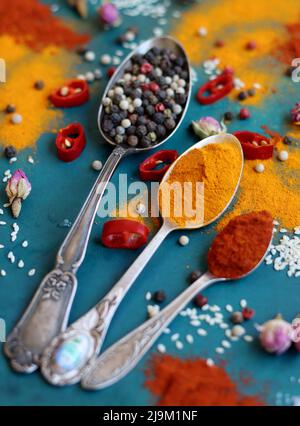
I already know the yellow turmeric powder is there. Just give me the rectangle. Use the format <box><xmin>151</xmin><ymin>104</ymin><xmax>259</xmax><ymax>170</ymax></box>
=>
<box><xmin>159</xmin><ymin>140</ymin><xmax>242</xmax><ymax>228</ymax></box>
<box><xmin>0</xmin><ymin>35</ymin><xmax>78</xmax><ymax>149</ymax></box>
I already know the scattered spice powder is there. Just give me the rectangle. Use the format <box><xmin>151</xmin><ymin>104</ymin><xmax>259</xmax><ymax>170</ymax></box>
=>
<box><xmin>278</xmin><ymin>22</ymin><xmax>300</xmax><ymax>64</ymax></box>
<box><xmin>145</xmin><ymin>354</ymin><xmax>265</xmax><ymax>406</ymax></box>
<box><xmin>0</xmin><ymin>36</ymin><xmax>78</xmax><ymax>149</ymax></box>
<box><xmin>159</xmin><ymin>140</ymin><xmax>242</xmax><ymax>227</ymax></box>
<box><xmin>172</xmin><ymin>0</ymin><xmax>300</xmax><ymax>104</ymax></box>
<box><xmin>208</xmin><ymin>211</ymin><xmax>273</xmax><ymax>278</ymax></box>
<box><xmin>218</xmin><ymin>136</ymin><xmax>300</xmax><ymax>230</ymax></box>
<box><xmin>0</xmin><ymin>0</ymin><xmax>90</xmax><ymax>51</ymax></box>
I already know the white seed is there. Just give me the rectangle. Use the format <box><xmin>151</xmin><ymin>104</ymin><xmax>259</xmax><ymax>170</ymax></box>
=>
<box><xmin>27</xmin><ymin>155</ymin><xmax>35</xmax><ymax>164</ymax></box>
<box><xmin>18</xmin><ymin>260</ymin><xmax>24</xmax><ymax>268</ymax></box>
<box><xmin>133</xmin><ymin>98</ymin><xmax>142</xmax><ymax>108</ymax></box>
<box><xmin>240</xmin><ymin>299</ymin><xmax>247</xmax><ymax>308</ymax></box>
<box><xmin>178</xmin><ymin>235</ymin><xmax>189</xmax><ymax>246</ymax></box>
<box><xmin>0</xmin><ymin>221</ymin><xmax>6</xmax><ymax>225</ymax></box>
<box><xmin>225</xmin><ymin>304</ymin><xmax>233</xmax><ymax>313</ymax></box>
<box><xmin>22</xmin><ymin>240</ymin><xmax>28</xmax><ymax>248</ymax></box>
<box><xmin>92</xmin><ymin>160</ymin><xmax>103</xmax><ymax>171</ymax></box>
<box><xmin>244</xmin><ymin>335</ymin><xmax>254</xmax><ymax>342</ymax></box>
<box><xmin>175</xmin><ymin>340</ymin><xmax>183</xmax><ymax>350</ymax></box>
<box><xmin>85</xmin><ymin>71</ymin><xmax>95</xmax><ymax>82</ymax></box>
<box><xmin>145</xmin><ymin>291</ymin><xmax>152</xmax><ymax>301</ymax></box>
<box><xmin>186</xmin><ymin>334</ymin><xmax>194</xmax><ymax>344</ymax></box>
<box><xmin>206</xmin><ymin>358</ymin><xmax>215</xmax><ymax>367</ymax></box>
<box><xmin>216</xmin><ymin>347</ymin><xmax>224</xmax><ymax>354</ymax></box>
<box><xmin>157</xmin><ymin>343</ymin><xmax>166</xmax><ymax>354</ymax></box>
<box><xmin>0</xmin><ymin>244</ymin><xmax>4</xmax><ymax>249</ymax></box>
<box><xmin>278</xmin><ymin>150</ymin><xmax>288</xmax><ymax>161</ymax></box>
<box><xmin>255</xmin><ymin>163</ymin><xmax>265</xmax><ymax>173</ymax></box>
<box><xmin>11</xmin><ymin>113</ymin><xmax>22</xmax><ymax>124</ymax></box>
<box><xmin>222</xmin><ymin>340</ymin><xmax>231</xmax><ymax>349</ymax></box>
<box><xmin>28</xmin><ymin>269</ymin><xmax>36</xmax><ymax>277</ymax></box>
<box><xmin>197</xmin><ymin>328</ymin><xmax>207</xmax><ymax>336</ymax></box>
<box><xmin>100</xmin><ymin>54</ymin><xmax>111</xmax><ymax>65</ymax></box>
<box><xmin>0</xmin><ymin>269</ymin><xmax>6</xmax><ymax>277</ymax></box>
<box><xmin>94</xmin><ymin>69</ymin><xmax>102</xmax><ymax>79</ymax></box>
<box><xmin>136</xmin><ymin>202</ymin><xmax>146</xmax><ymax>215</ymax></box>
<box><xmin>84</xmin><ymin>51</ymin><xmax>95</xmax><ymax>62</ymax></box>
<box><xmin>60</xmin><ymin>86</ymin><xmax>69</xmax><ymax>96</ymax></box>
<box><xmin>102</xmin><ymin>97</ymin><xmax>111</xmax><ymax>107</ymax></box>
<box><xmin>231</xmin><ymin>325</ymin><xmax>246</xmax><ymax>337</ymax></box>
<box><xmin>114</xmin><ymin>86</ymin><xmax>124</xmax><ymax>96</ymax></box>
<box><xmin>171</xmin><ymin>333</ymin><xmax>180</xmax><ymax>341</ymax></box>
<box><xmin>198</xmin><ymin>26</ymin><xmax>208</xmax><ymax>37</ymax></box>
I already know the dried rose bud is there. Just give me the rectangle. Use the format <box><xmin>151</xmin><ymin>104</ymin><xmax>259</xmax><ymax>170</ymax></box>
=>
<box><xmin>291</xmin><ymin>102</ymin><xmax>300</xmax><ymax>125</ymax></box>
<box><xmin>98</xmin><ymin>3</ymin><xmax>120</xmax><ymax>26</ymax></box>
<box><xmin>192</xmin><ymin>116</ymin><xmax>226</xmax><ymax>139</ymax></box>
<box><xmin>5</xmin><ymin>169</ymin><xmax>31</xmax><ymax>218</ymax></box>
<box><xmin>259</xmin><ymin>318</ymin><xmax>292</xmax><ymax>355</ymax></box>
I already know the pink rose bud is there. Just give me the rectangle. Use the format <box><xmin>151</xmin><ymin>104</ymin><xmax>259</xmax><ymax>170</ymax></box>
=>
<box><xmin>192</xmin><ymin>116</ymin><xmax>226</xmax><ymax>139</ymax></box>
<box><xmin>5</xmin><ymin>169</ymin><xmax>31</xmax><ymax>218</ymax></box>
<box><xmin>291</xmin><ymin>102</ymin><xmax>300</xmax><ymax>125</ymax></box>
<box><xmin>259</xmin><ymin>318</ymin><xmax>292</xmax><ymax>355</ymax></box>
<box><xmin>99</xmin><ymin>3</ymin><xmax>120</xmax><ymax>26</ymax></box>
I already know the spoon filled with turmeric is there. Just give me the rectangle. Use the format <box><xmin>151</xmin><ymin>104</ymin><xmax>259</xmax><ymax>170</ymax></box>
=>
<box><xmin>41</xmin><ymin>133</ymin><xmax>244</xmax><ymax>386</ymax></box>
<box><xmin>81</xmin><ymin>210</ymin><xmax>274</xmax><ymax>390</ymax></box>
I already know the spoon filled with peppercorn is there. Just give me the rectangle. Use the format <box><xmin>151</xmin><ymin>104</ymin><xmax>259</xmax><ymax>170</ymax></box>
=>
<box><xmin>40</xmin><ymin>133</ymin><xmax>243</xmax><ymax>387</ymax></box>
<box><xmin>5</xmin><ymin>36</ymin><xmax>191</xmax><ymax>374</ymax></box>
<box><xmin>81</xmin><ymin>211</ymin><xmax>274</xmax><ymax>390</ymax></box>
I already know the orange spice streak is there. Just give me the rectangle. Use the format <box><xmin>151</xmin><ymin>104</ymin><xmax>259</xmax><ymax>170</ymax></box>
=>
<box><xmin>145</xmin><ymin>355</ymin><xmax>265</xmax><ymax>406</ymax></box>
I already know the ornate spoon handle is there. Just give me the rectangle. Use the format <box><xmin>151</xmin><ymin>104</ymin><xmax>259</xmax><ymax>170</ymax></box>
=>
<box><xmin>40</xmin><ymin>223</ymin><xmax>171</xmax><ymax>386</ymax></box>
<box><xmin>4</xmin><ymin>146</ymin><xmax>126</xmax><ymax>373</ymax></box>
<box><xmin>81</xmin><ymin>271</ymin><xmax>219</xmax><ymax>390</ymax></box>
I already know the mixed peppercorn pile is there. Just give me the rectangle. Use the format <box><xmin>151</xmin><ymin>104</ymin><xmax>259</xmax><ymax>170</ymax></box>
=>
<box><xmin>100</xmin><ymin>46</ymin><xmax>189</xmax><ymax>148</ymax></box>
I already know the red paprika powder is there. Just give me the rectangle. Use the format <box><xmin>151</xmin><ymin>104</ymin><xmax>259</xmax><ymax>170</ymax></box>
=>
<box><xmin>145</xmin><ymin>355</ymin><xmax>265</xmax><ymax>406</ymax></box>
<box><xmin>207</xmin><ymin>211</ymin><xmax>273</xmax><ymax>279</ymax></box>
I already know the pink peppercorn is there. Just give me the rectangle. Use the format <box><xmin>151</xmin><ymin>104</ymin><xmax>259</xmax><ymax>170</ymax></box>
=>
<box><xmin>242</xmin><ymin>307</ymin><xmax>255</xmax><ymax>320</ymax></box>
<box><xmin>141</xmin><ymin>63</ymin><xmax>153</xmax><ymax>74</ymax></box>
<box><xmin>149</xmin><ymin>82</ymin><xmax>159</xmax><ymax>92</ymax></box>
<box><xmin>99</xmin><ymin>3</ymin><xmax>120</xmax><ymax>26</ymax></box>
<box><xmin>239</xmin><ymin>108</ymin><xmax>251</xmax><ymax>119</ymax></box>
<box><xmin>107</xmin><ymin>67</ymin><xmax>116</xmax><ymax>78</ymax></box>
<box><xmin>194</xmin><ymin>294</ymin><xmax>208</xmax><ymax>308</ymax></box>
<box><xmin>246</xmin><ymin>41</ymin><xmax>257</xmax><ymax>50</ymax></box>
<box><xmin>155</xmin><ymin>103</ymin><xmax>165</xmax><ymax>113</ymax></box>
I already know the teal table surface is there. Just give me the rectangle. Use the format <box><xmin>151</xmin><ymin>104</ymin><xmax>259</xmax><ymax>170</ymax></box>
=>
<box><xmin>0</xmin><ymin>0</ymin><xmax>299</xmax><ymax>406</ymax></box>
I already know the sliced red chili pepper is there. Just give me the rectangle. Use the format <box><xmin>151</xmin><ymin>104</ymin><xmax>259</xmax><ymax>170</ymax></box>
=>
<box><xmin>55</xmin><ymin>123</ymin><xmax>86</xmax><ymax>162</ymax></box>
<box><xmin>101</xmin><ymin>219</ymin><xmax>150</xmax><ymax>249</ymax></box>
<box><xmin>139</xmin><ymin>150</ymin><xmax>179</xmax><ymax>181</ymax></box>
<box><xmin>50</xmin><ymin>79</ymin><xmax>89</xmax><ymax>108</ymax></box>
<box><xmin>197</xmin><ymin>69</ymin><xmax>234</xmax><ymax>105</ymax></box>
<box><xmin>233</xmin><ymin>131</ymin><xmax>273</xmax><ymax>160</ymax></box>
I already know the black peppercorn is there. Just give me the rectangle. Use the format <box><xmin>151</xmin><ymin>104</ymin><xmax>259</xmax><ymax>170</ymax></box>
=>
<box><xmin>136</xmin><ymin>125</ymin><xmax>147</xmax><ymax>138</ymax></box>
<box><xmin>146</xmin><ymin>105</ymin><xmax>155</xmax><ymax>116</ymax></box>
<box><xmin>5</xmin><ymin>104</ymin><xmax>16</xmax><ymax>114</ymax></box>
<box><xmin>127</xmin><ymin>126</ymin><xmax>137</xmax><ymax>136</ymax></box>
<box><xmin>156</xmin><ymin>124</ymin><xmax>166</xmax><ymax>138</ymax></box>
<box><xmin>153</xmin><ymin>112</ymin><xmax>165</xmax><ymax>124</ymax></box>
<box><xmin>127</xmin><ymin>135</ymin><xmax>138</xmax><ymax>147</ymax></box>
<box><xmin>283</xmin><ymin>136</ymin><xmax>292</xmax><ymax>145</ymax></box>
<box><xmin>140</xmin><ymin>136</ymin><xmax>152</xmax><ymax>147</ymax></box>
<box><xmin>247</xmin><ymin>88</ymin><xmax>256</xmax><ymax>97</ymax></box>
<box><xmin>238</xmin><ymin>91</ymin><xmax>248</xmax><ymax>101</ymax></box>
<box><xmin>147</xmin><ymin>121</ymin><xmax>157</xmax><ymax>132</ymax></box>
<box><xmin>4</xmin><ymin>145</ymin><xmax>17</xmax><ymax>159</ymax></box>
<box><xmin>111</xmin><ymin>113</ymin><xmax>121</xmax><ymax>124</ymax></box>
<box><xmin>188</xmin><ymin>270</ymin><xmax>202</xmax><ymax>284</ymax></box>
<box><xmin>34</xmin><ymin>80</ymin><xmax>45</xmax><ymax>90</ymax></box>
<box><xmin>165</xmin><ymin>118</ymin><xmax>176</xmax><ymax>130</ymax></box>
<box><xmin>153</xmin><ymin>290</ymin><xmax>166</xmax><ymax>303</ymax></box>
<box><xmin>224</xmin><ymin>111</ymin><xmax>234</xmax><ymax>121</ymax></box>
<box><xmin>136</xmin><ymin>106</ymin><xmax>145</xmax><ymax>116</ymax></box>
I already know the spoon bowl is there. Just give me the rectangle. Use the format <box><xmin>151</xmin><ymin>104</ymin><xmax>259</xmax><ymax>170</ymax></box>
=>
<box><xmin>98</xmin><ymin>36</ymin><xmax>192</xmax><ymax>152</ymax></box>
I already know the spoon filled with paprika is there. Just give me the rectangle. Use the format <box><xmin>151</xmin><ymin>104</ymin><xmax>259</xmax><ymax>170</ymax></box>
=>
<box><xmin>81</xmin><ymin>210</ymin><xmax>274</xmax><ymax>390</ymax></box>
<box><xmin>40</xmin><ymin>133</ymin><xmax>243</xmax><ymax>386</ymax></box>
<box><xmin>5</xmin><ymin>36</ymin><xmax>191</xmax><ymax>374</ymax></box>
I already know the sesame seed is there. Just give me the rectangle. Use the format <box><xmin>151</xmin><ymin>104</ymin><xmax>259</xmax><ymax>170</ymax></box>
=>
<box><xmin>0</xmin><ymin>221</ymin><xmax>6</xmax><ymax>225</ymax></box>
<box><xmin>243</xmin><ymin>335</ymin><xmax>254</xmax><ymax>342</ymax></box>
<box><xmin>175</xmin><ymin>340</ymin><xmax>183</xmax><ymax>350</ymax></box>
<box><xmin>186</xmin><ymin>334</ymin><xmax>194</xmax><ymax>344</ymax></box>
<box><xmin>222</xmin><ymin>340</ymin><xmax>231</xmax><ymax>349</ymax></box>
<box><xmin>28</xmin><ymin>269</ymin><xmax>36</xmax><ymax>277</ymax></box>
<box><xmin>197</xmin><ymin>328</ymin><xmax>207</xmax><ymax>336</ymax></box>
<box><xmin>240</xmin><ymin>299</ymin><xmax>247</xmax><ymax>308</ymax></box>
<box><xmin>216</xmin><ymin>347</ymin><xmax>224</xmax><ymax>354</ymax></box>
<box><xmin>18</xmin><ymin>260</ymin><xmax>24</xmax><ymax>268</ymax></box>
<box><xmin>0</xmin><ymin>269</ymin><xmax>6</xmax><ymax>277</ymax></box>
<box><xmin>171</xmin><ymin>333</ymin><xmax>180</xmax><ymax>342</ymax></box>
<box><xmin>206</xmin><ymin>358</ymin><xmax>215</xmax><ymax>367</ymax></box>
<box><xmin>22</xmin><ymin>240</ymin><xmax>29</xmax><ymax>248</ymax></box>
<box><xmin>157</xmin><ymin>343</ymin><xmax>166</xmax><ymax>354</ymax></box>
<box><xmin>145</xmin><ymin>291</ymin><xmax>152</xmax><ymax>301</ymax></box>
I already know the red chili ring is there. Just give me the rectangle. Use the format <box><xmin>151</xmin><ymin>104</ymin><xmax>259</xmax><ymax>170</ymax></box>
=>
<box><xmin>139</xmin><ymin>150</ymin><xmax>179</xmax><ymax>181</ymax></box>
<box><xmin>50</xmin><ymin>79</ymin><xmax>89</xmax><ymax>108</ymax></box>
<box><xmin>101</xmin><ymin>219</ymin><xmax>150</xmax><ymax>249</ymax></box>
<box><xmin>55</xmin><ymin>123</ymin><xmax>86</xmax><ymax>162</ymax></box>
<box><xmin>233</xmin><ymin>131</ymin><xmax>273</xmax><ymax>160</ymax></box>
<box><xmin>197</xmin><ymin>70</ymin><xmax>234</xmax><ymax>105</ymax></box>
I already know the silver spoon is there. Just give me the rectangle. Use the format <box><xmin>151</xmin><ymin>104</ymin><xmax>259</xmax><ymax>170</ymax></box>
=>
<box><xmin>40</xmin><ymin>133</ymin><xmax>244</xmax><ymax>386</ymax></box>
<box><xmin>4</xmin><ymin>36</ymin><xmax>191</xmax><ymax>374</ymax></box>
<box><xmin>81</xmin><ymin>236</ymin><xmax>272</xmax><ymax>391</ymax></box>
